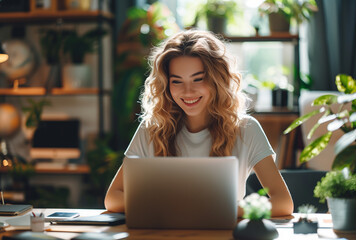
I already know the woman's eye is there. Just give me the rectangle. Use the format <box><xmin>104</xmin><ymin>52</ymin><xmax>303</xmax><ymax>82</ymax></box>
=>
<box><xmin>194</xmin><ymin>78</ymin><xmax>203</xmax><ymax>82</ymax></box>
<box><xmin>171</xmin><ymin>80</ymin><xmax>181</xmax><ymax>84</ymax></box>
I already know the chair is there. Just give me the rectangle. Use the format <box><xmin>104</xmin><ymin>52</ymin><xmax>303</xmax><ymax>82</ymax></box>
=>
<box><xmin>245</xmin><ymin>169</ymin><xmax>328</xmax><ymax>213</ymax></box>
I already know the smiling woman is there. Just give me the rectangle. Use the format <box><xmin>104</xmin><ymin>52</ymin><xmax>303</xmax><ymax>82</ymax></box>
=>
<box><xmin>169</xmin><ymin>56</ymin><xmax>210</xmax><ymax>133</ymax></box>
<box><xmin>105</xmin><ymin>30</ymin><xmax>293</xmax><ymax>217</ymax></box>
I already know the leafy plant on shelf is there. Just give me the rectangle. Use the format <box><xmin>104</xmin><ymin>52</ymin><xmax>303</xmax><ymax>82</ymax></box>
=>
<box><xmin>62</xmin><ymin>28</ymin><xmax>107</xmax><ymax>64</ymax></box>
<box><xmin>259</xmin><ymin>0</ymin><xmax>318</xmax><ymax>25</ymax></box>
<box><xmin>22</xmin><ymin>98</ymin><xmax>51</xmax><ymax>129</ymax></box>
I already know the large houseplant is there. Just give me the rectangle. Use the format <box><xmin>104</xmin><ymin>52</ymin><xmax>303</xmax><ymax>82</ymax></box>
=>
<box><xmin>284</xmin><ymin>74</ymin><xmax>356</xmax><ymax>232</ymax></box>
<box><xmin>259</xmin><ymin>0</ymin><xmax>318</xmax><ymax>33</ymax></box>
<box><xmin>62</xmin><ymin>28</ymin><xmax>107</xmax><ymax>88</ymax></box>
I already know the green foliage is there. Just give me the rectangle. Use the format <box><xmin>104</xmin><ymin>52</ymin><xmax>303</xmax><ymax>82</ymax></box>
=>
<box><xmin>62</xmin><ymin>28</ymin><xmax>107</xmax><ymax>64</ymax></box>
<box><xmin>113</xmin><ymin>2</ymin><xmax>179</xmax><ymax>150</ymax></box>
<box><xmin>314</xmin><ymin>170</ymin><xmax>356</xmax><ymax>203</ymax></box>
<box><xmin>22</xmin><ymin>98</ymin><xmax>51</xmax><ymax>129</ymax></box>
<box><xmin>259</xmin><ymin>0</ymin><xmax>318</xmax><ymax>24</ymax></box>
<box><xmin>284</xmin><ymin>74</ymin><xmax>356</xmax><ymax>174</ymax></box>
<box><xmin>198</xmin><ymin>0</ymin><xmax>240</xmax><ymax>19</ymax></box>
<box><xmin>86</xmin><ymin>135</ymin><xmax>123</xmax><ymax>192</ymax></box>
<box><xmin>39</xmin><ymin>29</ymin><xmax>72</xmax><ymax>64</ymax></box>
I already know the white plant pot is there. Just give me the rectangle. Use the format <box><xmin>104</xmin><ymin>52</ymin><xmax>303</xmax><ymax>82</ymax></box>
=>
<box><xmin>63</xmin><ymin>64</ymin><xmax>92</xmax><ymax>89</ymax></box>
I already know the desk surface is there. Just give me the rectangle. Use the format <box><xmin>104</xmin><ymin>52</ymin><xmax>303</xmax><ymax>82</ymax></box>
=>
<box><xmin>0</xmin><ymin>209</ymin><xmax>354</xmax><ymax>240</ymax></box>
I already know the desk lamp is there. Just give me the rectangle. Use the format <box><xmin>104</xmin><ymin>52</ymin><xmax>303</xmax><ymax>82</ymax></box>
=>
<box><xmin>0</xmin><ymin>41</ymin><xmax>9</xmax><ymax>63</ymax></box>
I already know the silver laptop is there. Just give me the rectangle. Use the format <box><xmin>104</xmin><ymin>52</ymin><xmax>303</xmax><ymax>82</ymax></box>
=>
<box><xmin>123</xmin><ymin>156</ymin><xmax>238</xmax><ymax>229</ymax></box>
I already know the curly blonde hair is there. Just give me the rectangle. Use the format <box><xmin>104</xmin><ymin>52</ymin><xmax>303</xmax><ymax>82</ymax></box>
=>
<box><xmin>140</xmin><ymin>30</ymin><xmax>246</xmax><ymax>156</ymax></box>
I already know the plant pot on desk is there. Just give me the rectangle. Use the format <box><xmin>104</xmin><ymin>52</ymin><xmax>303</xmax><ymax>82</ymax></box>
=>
<box><xmin>63</xmin><ymin>64</ymin><xmax>92</xmax><ymax>88</ymax></box>
<box><xmin>327</xmin><ymin>197</ymin><xmax>356</xmax><ymax>233</ymax></box>
<box><xmin>233</xmin><ymin>219</ymin><xmax>278</xmax><ymax>240</ymax></box>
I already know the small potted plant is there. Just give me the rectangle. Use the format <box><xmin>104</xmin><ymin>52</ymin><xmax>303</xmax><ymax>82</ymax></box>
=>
<box><xmin>196</xmin><ymin>0</ymin><xmax>242</xmax><ymax>35</ymax></box>
<box><xmin>233</xmin><ymin>189</ymin><xmax>278</xmax><ymax>240</ymax></box>
<box><xmin>293</xmin><ymin>204</ymin><xmax>318</xmax><ymax>234</ymax></box>
<box><xmin>259</xmin><ymin>0</ymin><xmax>318</xmax><ymax>33</ymax></box>
<box><xmin>62</xmin><ymin>27</ymin><xmax>107</xmax><ymax>89</ymax></box>
<box><xmin>284</xmin><ymin>74</ymin><xmax>356</xmax><ymax>232</ymax></box>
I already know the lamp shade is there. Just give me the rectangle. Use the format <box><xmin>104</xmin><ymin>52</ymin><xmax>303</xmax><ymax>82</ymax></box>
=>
<box><xmin>0</xmin><ymin>41</ymin><xmax>9</xmax><ymax>63</ymax></box>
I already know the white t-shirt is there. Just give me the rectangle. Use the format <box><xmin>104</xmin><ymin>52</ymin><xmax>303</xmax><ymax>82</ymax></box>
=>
<box><xmin>124</xmin><ymin>115</ymin><xmax>275</xmax><ymax>200</ymax></box>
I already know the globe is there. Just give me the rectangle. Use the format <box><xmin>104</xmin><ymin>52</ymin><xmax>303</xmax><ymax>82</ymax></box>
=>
<box><xmin>0</xmin><ymin>103</ymin><xmax>21</xmax><ymax>138</ymax></box>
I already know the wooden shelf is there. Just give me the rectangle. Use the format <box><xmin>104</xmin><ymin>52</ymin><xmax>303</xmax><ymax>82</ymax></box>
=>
<box><xmin>0</xmin><ymin>87</ymin><xmax>108</xmax><ymax>96</ymax></box>
<box><xmin>0</xmin><ymin>10</ymin><xmax>113</xmax><ymax>24</ymax></box>
<box><xmin>0</xmin><ymin>164</ymin><xmax>90</xmax><ymax>174</ymax></box>
<box><xmin>225</xmin><ymin>34</ymin><xmax>299</xmax><ymax>43</ymax></box>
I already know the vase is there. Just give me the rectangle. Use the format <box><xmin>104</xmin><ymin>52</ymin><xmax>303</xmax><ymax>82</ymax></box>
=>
<box><xmin>327</xmin><ymin>197</ymin><xmax>356</xmax><ymax>233</ymax></box>
<box><xmin>63</xmin><ymin>64</ymin><xmax>92</xmax><ymax>89</ymax></box>
<box><xmin>233</xmin><ymin>219</ymin><xmax>279</xmax><ymax>240</ymax></box>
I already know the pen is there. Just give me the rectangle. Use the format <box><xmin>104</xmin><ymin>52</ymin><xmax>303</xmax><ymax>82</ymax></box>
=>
<box><xmin>32</xmin><ymin>212</ymin><xmax>36</xmax><ymax>217</ymax></box>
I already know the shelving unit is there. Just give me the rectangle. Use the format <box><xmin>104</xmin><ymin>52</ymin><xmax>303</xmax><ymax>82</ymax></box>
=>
<box><xmin>225</xmin><ymin>34</ymin><xmax>301</xmax><ymax>169</ymax></box>
<box><xmin>225</xmin><ymin>33</ymin><xmax>301</xmax><ymax>102</ymax></box>
<box><xmin>0</xmin><ymin>1</ymin><xmax>114</xmax><ymax>207</ymax></box>
<box><xmin>0</xmin><ymin>6</ymin><xmax>114</xmax><ymax>136</ymax></box>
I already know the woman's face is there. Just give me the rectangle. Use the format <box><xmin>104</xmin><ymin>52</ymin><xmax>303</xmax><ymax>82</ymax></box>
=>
<box><xmin>169</xmin><ymin>56</ymin><xmax>211</xmax><ymax>131</ymax></box>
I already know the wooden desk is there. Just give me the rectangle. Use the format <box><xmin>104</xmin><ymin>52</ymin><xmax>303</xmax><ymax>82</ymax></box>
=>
<box><xmin>1</xmin><ymin>209</ymin><xmax>353</xmax><ymax>240</ymax></box>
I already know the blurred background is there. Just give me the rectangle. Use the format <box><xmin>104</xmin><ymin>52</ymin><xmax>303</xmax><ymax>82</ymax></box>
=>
<box><xmin>0</xmin><ymin>0</ymin><xmax>355</xmax><ymax>209</ymax></box>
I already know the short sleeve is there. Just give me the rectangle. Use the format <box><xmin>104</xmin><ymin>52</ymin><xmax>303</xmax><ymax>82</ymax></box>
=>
<box><xmin>124</xmin><ymin>123</ymin><xmax>154</xmax><ymax>157</ymax></box>
<box><xmin>241</xmin><ymin>116</ymin><xmax>275</xmax><ymax>172</ymax></box>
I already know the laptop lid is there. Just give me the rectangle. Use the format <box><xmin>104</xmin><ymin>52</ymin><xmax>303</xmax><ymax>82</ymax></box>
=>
<box><xmin>124</xmin><ymin>156</ymin><xmax>238</xmax><ymax>229</ymax></box>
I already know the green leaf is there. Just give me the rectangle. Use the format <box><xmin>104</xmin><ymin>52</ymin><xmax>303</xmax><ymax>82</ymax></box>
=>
<box><xmin>334</xmin><ymin>129</ymin><xmax>356</xmax><ymax>155</ymax></box>
<box><xmin>332</xmin><ymin>145</ymin><xmax>356</xmax><ymax>174</ymax></box>
<box><xmin>335</xmin><ymin>74</ymin><xmax>356</xmax><ymax>94</ymax></box>
<box><xmin>283</xmin><ymin>109</ymin><xmax>320</xmax><ymax>134</ymax></box>
<box><xmin>312</xmin><ymin>94</ymin><xmax>338</xmax><ymax>106</ymax></box>
<box><xmin>308</xmin><ymin>109</ymin><xmax>331</xmax><ymax>139</ymax></box>
<box><xmin>300</xmin><ymin>132</ymin><xmax>332</xmax><ymax>163</ymax></box>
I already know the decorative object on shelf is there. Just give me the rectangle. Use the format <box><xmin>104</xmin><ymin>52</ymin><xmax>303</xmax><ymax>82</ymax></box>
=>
<box><xmin>293</xmin><ymin>204</ymin><xmax>318</xmax><ymax>234</ymax></box>
<box><xmin>39</xmin><ymin>28</ymin><xmax>71</xmax><ymax>90</ymax></box>
<box><xmin>0</xmin><ymin>41</ymin><xmax>9</xmax><ymax>63</ymax></box>
<box><xmin>30</xmin><ymin>0</ymin><xmax>57</xmax><ymax>13</ymax></box>
<box><xmin>21</xmin><ymin>98</ymin><xmax>51</xmax><ymax>141</ymax></box>
<box><xmin>233</xmin><ymin>189</ymin><xmax>278</xmax><ymax>240</ymax></box>
<box><xmin>284</xmin><ymin>74</ymin><xmax>356</xmax><ymax>233</ymax></box>
<box><xmin>65</xmin><ymin>0</ymin><xmax>90</xmax><ymax>11</ymax></box>
<box><xmin>0</xmin><ymin>103</ymin><xmax>21</xmax><ymax>170</ymax></box>
<box><xmin>0</xmin><ymin>39</ymin><xmax>39</xmax><ymax>89</ymax></box>
<box><xmin>62</xmin><ymin>27</ymin><xmax>107</xmax><ymax>89</ymax></box>
<box><xmin>195</xmin><ymin>0</ymin><xmax>242</xmax><ymax>35</ymax></box>
<box><xmin>259</xmin><ymin>0</ymin><xmax>318</xmax><ymax>34</ymax></box>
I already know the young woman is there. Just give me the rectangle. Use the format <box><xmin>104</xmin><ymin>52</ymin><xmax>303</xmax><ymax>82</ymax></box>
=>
<box><xmin>105</xmin><ymin>30</ymin><xmax>293</xmax><ymax>217</ymax></box>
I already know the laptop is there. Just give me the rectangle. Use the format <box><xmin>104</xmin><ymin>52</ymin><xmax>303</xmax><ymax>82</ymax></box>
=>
<box><xmin>124</xmin><ymin>156</ymin><xmax>238</xmax><ymax>229</ymax></box>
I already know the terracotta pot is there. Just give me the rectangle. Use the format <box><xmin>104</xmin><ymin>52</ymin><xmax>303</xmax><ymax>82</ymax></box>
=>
<box><xmin>268</xmin><ymin>13</ymin><xmax>290</xmax><ymax>34</ymax></box>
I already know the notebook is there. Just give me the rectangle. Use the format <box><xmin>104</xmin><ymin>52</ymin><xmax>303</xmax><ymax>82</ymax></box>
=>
<box><xmin>124</xmin><ymin>156</ymin><xmax>238</xmax><ymax>229</ymax></box>
<box><xmin>0</xmin><ymin>204</ymin><xmax>33</xmax><ymax>216</ymax></box>
<box><xmin>52</xmin><ymin>213</ymin><xmax>125</xmax><ymax>226</ymax></box>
